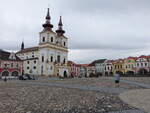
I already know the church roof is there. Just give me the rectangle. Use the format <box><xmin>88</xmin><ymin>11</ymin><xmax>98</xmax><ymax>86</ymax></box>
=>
<box><xmin>17</xmin><ymin>47</ymin><xmax>39</xmax><ymax>54</ymax></box>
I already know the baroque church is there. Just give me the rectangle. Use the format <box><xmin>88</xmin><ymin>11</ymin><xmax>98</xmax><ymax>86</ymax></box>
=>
<box><xmin>16</xmin><ymin>8</ymin><xmax>69</xmax><ymax>77</ymax></box>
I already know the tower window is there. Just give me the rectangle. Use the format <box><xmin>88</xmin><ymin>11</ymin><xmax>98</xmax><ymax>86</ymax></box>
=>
<box><xmin>27</xmin><ymin>61</ymin><xmax>30</xmax><ymax>64</ymax></box>
<box><xmin>51</xmin><ymin>37</ymin><xmax>53</xmax><ymax>42</ymax></box>
<box><xmin>64</xmin><ymin>42</ymin><xmax>66</xmax><ymax>46</ymax></box>
<box><xmin>42</xmin><ymin>56</ymin><xmax>44</xmax><ymax>62</ymax></box>
<box><xmin>51</xmin><ymin>56</ymin><xmax>53</xmax><ymax>62</ymax></box>
<box><xmin>42</xmin><ymin>37</ymin><xmax>45</xmax><ymax>42</ymax></box>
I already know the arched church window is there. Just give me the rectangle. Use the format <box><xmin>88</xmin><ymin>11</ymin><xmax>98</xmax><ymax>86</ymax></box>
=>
<box><xmin>42</xmin><ymin>37</ymin><xmax>45</xmax><ymax>42</ymax></box>
<box><xmin>51</xmin><ymin>37</ymin><xmax>53</xmax><ymax>42</ymax></box>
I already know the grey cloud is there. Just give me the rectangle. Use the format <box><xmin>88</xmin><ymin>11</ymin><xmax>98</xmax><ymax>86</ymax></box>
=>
<box><xmin>0</xmin><ymin>0</ymin><xmax>150</xmax><ymax>63</ymax></box>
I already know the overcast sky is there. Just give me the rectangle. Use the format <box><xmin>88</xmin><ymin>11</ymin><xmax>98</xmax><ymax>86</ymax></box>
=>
<box><xmin>0</xmin><ymin>0</ymin><xmax>150</xmax><ymax>63</ymax></box>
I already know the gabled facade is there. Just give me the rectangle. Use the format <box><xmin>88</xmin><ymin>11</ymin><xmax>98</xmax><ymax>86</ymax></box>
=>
<box><xmin>103</xmin><ymin>60</ymin><xmax>114</xmax><ymax>76</ymax></box>
<box><xmin>68</xmin><ymin>61</ymin><xmax>80</xmax><ymax>77</ymax></box>
<box><xmin>113</xmin><ymin>59</ymin><xmax>125</xmax><ymax>75</ymax></box>
<box><xmin>135</xmin><ymin>55</ymin><xmax>149</xmax><ymax>74</ymax></box>
<box><xmin>0</xmin><ymin>50</ymin><xmax>22</xmax><ymax>76</ymax></box>
<box><xmin>124</xmin><ymin>57</ymin><xmax>137</xmax><ymax>75</ymax></box>
<box><xmin>90</xmin><ymin>59</ymin><xmax>106</xmax><ymax>75</ymax></box>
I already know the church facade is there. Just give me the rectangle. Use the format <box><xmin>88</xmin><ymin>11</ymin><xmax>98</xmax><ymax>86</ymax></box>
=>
<box><xmin>16</xmin><ymin>8</ymin><xmax>69</xmax><ymax>77</ymax></box>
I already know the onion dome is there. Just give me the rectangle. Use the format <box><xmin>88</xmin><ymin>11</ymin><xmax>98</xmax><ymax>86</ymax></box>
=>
<box><xmin>56</xmin><ymin>16</ymin><xmax>65</xmax><ymax>36</ymax></box>
<box><xmin>42</xmin><ymin>8</ymin><xmax>53</xmax><ymax>30</ymax></box>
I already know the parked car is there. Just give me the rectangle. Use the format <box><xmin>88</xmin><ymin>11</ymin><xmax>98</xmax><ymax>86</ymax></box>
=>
<box><xmin>19</xmin><ymin>74</ymin><xmax>35</xmax><ymax>80</ymax></box>
<box><xmin>18</xmin><ymin>75</ymin><xmax>26</xmax><ymax>80</ymax></box>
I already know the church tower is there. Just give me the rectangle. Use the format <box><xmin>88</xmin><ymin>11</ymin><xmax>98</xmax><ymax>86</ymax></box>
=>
<box><xmin>39</xmin><ymin>8</ymin><xmax>55</xmax><ymax>45</ymax></box>
<box><xmin>17</xmin><ymin>8</ymin><xmax>69</xmax><ymax>77</ymax></box>
<box><xmin>56</xmin><ymin>16</ymin><xmax>65</xmax><ymax>36</ymax></box>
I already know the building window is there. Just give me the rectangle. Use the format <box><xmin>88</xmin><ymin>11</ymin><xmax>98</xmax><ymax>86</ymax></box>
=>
<box><xmin>51</xmin><ymin>56</ymin><xmax>53</xmax><ymax>62</ymax></box>
<box><xmin>63</xmin><ymin>58</ymin><xmax>66</xmax><ymax>64</ymax></box>
<box><xmin>16</xmin><ymin>63</ymin><xmax>19</xmax><ymax>68</ymax></box>
<box><xmin>4</xmin><ymin>64</ymin><xmax>7</xmax><ymax>67</ymax></box>
<box><xmin>57</xmin><ymin>55</ymin><xmax>60</xmax><ymax>63</ymax></box>
<box><xmin>42</xmin><ymin>56</ymin><xmax>44</xmax><ymax>62</ymax></box>
<box><xmin>11</xmin><ymin>63</ymin><xmax>13</xmax><ymax>68</ymax></box>
<box><xmin>33</xmin><ymin>66</ymin><xmax>36</xmax><ymax>69</ymax></box>
<box><xmin>64</xmin><ymin>42</ymin><xmax>66</xmax><ymax>46</ymax></box>
<box><xmin>43</xmin><ymin>37</ymin><xmax>45</xmax><ymax>42</ymax></box>
<box><xmin>27</xmin><ymin>61</ymin><xmax>30</xmax><ymax>64</ymax></box>
<box><xmin>41</xmin><ymin>65</ymin><xmax>43</xmax><ymax>74</ymax></box>
<box><xmin>27</xmin><ymin>67</ymin><xmax>29</xmax><ymax>70</ymax></box>
<box><xmin>34</xmin><ymin>60</ymin><xmax>36</xmax><ymax>64</ymax></box>
<box><xmin>51</xmin><ymin>37</ymin><xmax>53</xmax><ymax>42</ymax></box>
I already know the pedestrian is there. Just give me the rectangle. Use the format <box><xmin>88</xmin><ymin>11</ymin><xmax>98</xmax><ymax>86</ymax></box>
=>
<box><xmin>114</xmin><ymin>72</ymin><xmax>120</xmax><ymax>87</ymax></box>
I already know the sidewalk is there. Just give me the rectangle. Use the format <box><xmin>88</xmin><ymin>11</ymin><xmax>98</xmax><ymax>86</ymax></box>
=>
<box><xmin>120</xmin><ymin>89</ymin><xmax>150</xmax><ymax>113</ymax></box>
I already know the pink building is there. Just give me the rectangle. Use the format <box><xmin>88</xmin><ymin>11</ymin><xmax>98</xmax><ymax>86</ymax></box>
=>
<box><xmin>68</xmin><ymin>61</ymin><xmax>80</xmax><ymax>77</ymax></box>
<box><xmin>0</xmin><ymin>50</ymin><xmax>23</xmax><ymax>77</ymax></box>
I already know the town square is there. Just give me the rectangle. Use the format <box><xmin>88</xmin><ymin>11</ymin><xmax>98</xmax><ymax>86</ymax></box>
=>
<box><xmin>0</xmin><ymin>0</ymin><xmax>150</xmax><ymax>113</ymax></box>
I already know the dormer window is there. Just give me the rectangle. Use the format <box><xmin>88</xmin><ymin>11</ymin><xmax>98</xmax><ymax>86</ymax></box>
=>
<box><xmin>43</xmin><ymin>37</ymin><xmax>45</xmax><ymax>42</ymax></box>
<box><xmin>51</xmin><ymin>37</ymin><xmax>53</xmax><ymax>42</ymax></box>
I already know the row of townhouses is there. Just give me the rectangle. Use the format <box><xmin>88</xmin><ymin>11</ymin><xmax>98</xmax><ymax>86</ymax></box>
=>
<box><xmin>68</xmin><ymin>55</ymin><xmax>150</xmax><ymax>77</ymax></box>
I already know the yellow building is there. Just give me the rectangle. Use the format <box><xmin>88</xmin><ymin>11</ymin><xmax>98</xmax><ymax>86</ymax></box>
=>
<box><xmin>124</xmin><ymin>57</ymin><xmax>137</xmax><ymax>75</ymax></box>
<box><xmin>113</xmin><ymin>59</ymin><xmax>125</xmax><ymax>75</ymax></box>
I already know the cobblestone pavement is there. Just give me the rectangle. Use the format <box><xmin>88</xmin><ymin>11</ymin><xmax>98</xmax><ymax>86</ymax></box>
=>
<box><xmin>108</xmin><ymin>109</ymin><xmax>146</xmax><ymax>113</ymax></box>
<box><xmin>0</xmin><ymin>77</ymin><xmax>146</xmax><ymax>113</ymax></box>
<box><xmin>36</xmin><ymin>77</ymin><xmax>142</xmax><ymax>90</ymax></box>
<box><xmin>121</xmin><ymin>80</ymin><xmax>150</xmax><ymax>88</ymax></box>
<box><xmin>0</xmin><ymin>82</ymin><xmax>138</xmax><ymax>113</ymax></box>
<box><xmin>121</xmin><ymin>77</ymin><xmax>150</xmax><ymax>85</ymax></box>
<box><xmin>10</xmin><ymin>80</ymin><xmax>128</xmax><ymax>94</ymax></box>
<box><xmin>120</xmin><ymin>89</ymin><xmax>150</xmax><ymax>113</ymax></box>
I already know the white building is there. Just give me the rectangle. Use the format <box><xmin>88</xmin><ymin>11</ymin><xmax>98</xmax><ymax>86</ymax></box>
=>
<box><xmin>103</xmin><ymin>60</ymin><xmax>114</xmax><ymax>76</ymax></box>
<box><xmin>91</xmin><ymin>59</ymin><xmax>106</xmax><ymax>75</ymax></box>
<box><xmin>16</xmin><ymin>8</ymin><xmax>69</xmax><ymax>77</ymax></box>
